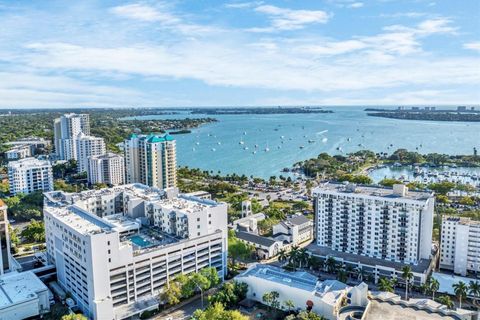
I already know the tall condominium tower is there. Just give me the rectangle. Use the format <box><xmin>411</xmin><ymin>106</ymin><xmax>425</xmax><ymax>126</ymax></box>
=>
<box><xmin>310</xmin><ymin>183</ymin><xmax>435</xmax><ymax>285</ymax></box>
<box><xmin>440</xmin><ymin>216</ymin><xmax>480</xmax><ymax>276</ymax></box>
<box><xmin>123</xmin><ymin>134</ymin><xmax>177</xmax><ymax>189</ymax></box>
<box><xmin>44</xmin><ymin>185</ymin><xmax>227</xmax><ymax>319</ymax></box>
<box><xmin>76</xmin><ymin>133</ymin><xmax>106</xmax><ymax>173</ymax></box>
<box><xmin>53</xmin><ymin>113</ymin><xmax>90</xmax><ymax>160</ymax></box>
<box><xmin>7</xmin><ymin>157</ymin><xmax>53</xmax><ymax>195</ymax></box>
<box><xmin>0</xmin><ymin>200</ymin><xmax>12</xmax><ymax>274</ymax></box>
<box><xmin>87</xmin><ymin>153</ymin><xmax>125</xmax><ymax>186</ymax></box>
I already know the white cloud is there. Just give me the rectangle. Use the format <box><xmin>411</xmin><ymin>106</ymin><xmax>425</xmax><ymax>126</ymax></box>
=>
<box><xmin>225</xmin><ymin>2</ymin><xmax>263</xmax><ymax>9</ymax></box>
<box><xmin>464</xmin><ymin>41</ymin><xmax>480</xmax><ymax>52</ymax></box>
<box><xmin>252</xmin><ymin>5</ymin><xmax>330</xmax><ymax>31</ymax></box>
<box><xmin>349</xmin><ymin>2</ymin><xmax>364</xmax><ymax>9</ymax></box>
<box><xmin>110</xmin><ymin>3</ymin><xmax>179</xmax><ymax>23</ymax></box>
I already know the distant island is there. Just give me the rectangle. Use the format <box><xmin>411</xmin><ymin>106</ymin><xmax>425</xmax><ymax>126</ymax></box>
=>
<box><xmin>366</xmin><ymin>106</ymin><xmax>480</xmax><ymax>122</ymax></box>
<box><xmin>190</xmin><ymin>107</ymin><xmax>333</xmax><ymax>115</ymax></box>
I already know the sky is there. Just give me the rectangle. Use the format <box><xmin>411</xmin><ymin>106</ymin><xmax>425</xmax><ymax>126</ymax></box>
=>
<box><xmin>0</xmin><ymin>0</ymin><xmax>479</xmax><ymax>108</ymax></box>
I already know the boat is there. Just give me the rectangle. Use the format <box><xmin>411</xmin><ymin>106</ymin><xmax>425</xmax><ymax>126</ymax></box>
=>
<box><xmin>196</xmin><ymin>142</ymin><xmax>200</xmax><ymax>145</ymax></box>
<box><xmin>217</xmin><ymin>142</ymin><xmax>221</xmax><ymax>145</ymax></box>
<box><xmin>299</xmin><ymin>146</ymin><xmax>305</xmax><ymax>149</ymax></box>
<box><xmin>322</xmin><ymin>137</ymin><xmax>328</xmax><ymax>143</ymax></box>
<box><xmin>308</xmin><ymin>139</ymin><xmax>315</xmax><ymax>143</ymax></box>
<box><xmin>244</xmin><ymin>146</ymin><xmax>249</xmax><ymax>150</ymax></box>
<box><xmin>211</xmin><ymin>148</ymin><xmax>216</xmax><ymax>152</ymax></box>
<box><xmin>243</xmin><ymin>131</ymin><xmax>247</xmax><ymax>135</ymax></box>
<box><xmin>239</xmin><ymin>139</ymin><xmax>244</xmax><ymax>145</ymax></box>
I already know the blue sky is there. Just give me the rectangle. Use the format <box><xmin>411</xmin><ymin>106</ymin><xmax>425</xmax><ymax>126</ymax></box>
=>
<box><xmin>0</xmin><ymin>0</ymin><xmax>479</xmax><ymax>108</ymax></box>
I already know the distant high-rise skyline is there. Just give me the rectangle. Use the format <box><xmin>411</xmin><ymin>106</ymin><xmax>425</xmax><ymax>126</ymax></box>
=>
<box><xmin>123</xmin><ymin>133</ymin><xmax>177</xmax><ymax>189</ymax></box>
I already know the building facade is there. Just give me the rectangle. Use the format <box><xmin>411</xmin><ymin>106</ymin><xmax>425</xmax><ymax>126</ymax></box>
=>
<box><xmin>87</xmin><ymin>153</ymin><xmax>125</xmax><ymax>186</ymax></box>
<box><xmin>0</xmin><ymin>271</ymin><xmax>50</xmax><ymax>319</ymax></box>
<box><xmin>54</xmin><ymin>113</ymin><xmax>90</xmax><ymax>160</ymax></box>
<box><xmin>311</xmin><ymin>183</ymin><xmax>435</xmax><ymax>285</ymax></box>
<box><xmin>5</xmin><ymin>145</ymin><xmax>31</xmax><ymax>160</ymax></box>
<box><xmin>236</xmin><ymin>264</ymin><xmax>351</xmax><ymax>320</ymax></box>
<box><xmin>7</xmin><ymin>158</ymin><xmax>53</xmax><ymax>195</ymax></box>
<box><xmin>43</xmin><ymin>184</ymin><xmax>227</xmax><ymax>319</ymax></box>
<box><xmin>76</xmin><ymin>133</ymin><xmax>106</xmax><ymax>173</ymax></box>
<box><xmin>123</xmin><ymin>134</ymin><xmax>177</xmax><ymax>189</ymax></box>
<box><xmin>0</xmin><ymin>200</ymin><xmax>12</xmax><ymax>275</ymax></box>
<box><xmin>273</xmin><ymin>214</ymin><xmax>313</xmax><ymax>246</ymax></box>
<box><xmin>440</xmin><ymin>216</ymin><xmax>480</xmax><ymax>276</ymax></box>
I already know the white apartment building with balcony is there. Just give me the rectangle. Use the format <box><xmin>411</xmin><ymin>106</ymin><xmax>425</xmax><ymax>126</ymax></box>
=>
<box><xmin>87</xmin><ymin>153</ymin><xmax>125</xmax><ymax>186</ymax></box>
<box><xmin>54</xmin><ymin>113</ymin><xmax>90</xmax><ymax>160</ymax></box>
<box><xmin>310</xmin><ymin>183</ymin><xmax>435</xmax><ymax>285</ymax></box>
<box><xmin>123</xmin><ymin>134</ymin><xmax>177</xmax><ymax>189</ymax></box>
<box><xmin>76</xmin><ymin>133</ymin><xmax>106</xmax><ymax>173</ymax></box>
<box><xmin>440</xmin><ymin>216</ymin><xmax>480</xmax><ymax>277</ymax></box>
<box><xmin>7</xmin><ymin>157</ymin><xmax>53</xmax><ymax>195</ymax></box>
<box><xmin>43</xmin><ymin>184</ymin><xmax>227</xmax><ymax>320</ymax></box>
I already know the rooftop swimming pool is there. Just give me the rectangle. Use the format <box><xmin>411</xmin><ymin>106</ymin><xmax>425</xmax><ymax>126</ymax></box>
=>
<box><xmin>130</xmin><ymin>235</ymin><xmax>153</xmax><ymax>248</ymax></box>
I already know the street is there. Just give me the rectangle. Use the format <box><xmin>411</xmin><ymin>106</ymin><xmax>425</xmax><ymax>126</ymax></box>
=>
<box><xmin>151</xmin><ymin>295</ymin><xmax>203</xmax><ymax>320</ymax></box>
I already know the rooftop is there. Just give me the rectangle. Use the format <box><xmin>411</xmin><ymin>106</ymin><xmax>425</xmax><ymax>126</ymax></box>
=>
<box><xmin>0</xmin><ymin>271</ymin><xmax>48</xmax><ymax>309</ymax></box>
<box><xmin>7</xmin><ymin>157</ymin><xmax>51</xmax><ymax>169</ymax></box>
<box><xmin>153</xmin><ymin>194</ymin><xmax>221</xmax><ymax>214</ymax></box>
<box><xmin>89</xmin><ymin>152</ymin><xmax>124</xmax><ymax>160</ymax></box>
<box><xmin>128</xmin><ymin>133</ymin><xmax>175</xmax><ymax>142</ymax></box>
<box><xmin>286</xmin><ymin>214</ymin><xmax>311</xmax><ymax>226</ymax></box>
<box><xmin>314</xmin><ymin>182</ymin><xmax>433</xmax><ymax>201</ymax></box>
<box><xmin>307</xmin><ymin>244</ymin><xmax>432</xmax><ymax>273</ymax></box>
<box><xmin>237</xmin><ymin>264</ymin><xmax>348</xmax><ymax>301</ymax></box>
<box><xmin>443</xmin><ymin>215</ymin><xmax>480</xmax><ymax>226</ymax></box>
<box><xmin>236</xmin><ymin>231</ymin><xmax>279</xmax><ymax>247</ymax></box>
<box><xmin>44</xmin><ymin>183</ymin><xmax>167</xmax><ymax>207</ymax></box>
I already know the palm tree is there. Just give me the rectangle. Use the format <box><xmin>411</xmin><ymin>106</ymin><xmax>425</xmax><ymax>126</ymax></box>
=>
<box><xmin>297</xmin><ymin>248</ymin><xmax>309</xmax><ymax>268</ymax></box>
<box><xmin>325</xmin><ymin>257</ymin><xmax>337</xmax><ymax>274</ymax></box>
<box><xmin>469</xmin><ymin>281</ymin><xmax>480</xmax><ymax>306</ymax></box>
<box><xmin>378</xmin><ymin>277</ymin><xmax>394</xmax><ymax>293</ymax></box>
<box><xmin>337</xmin><ymin>268</ymin><xmax>348</xmax><ymax>283</ymax></box>
<box><xmin>401</xmin><ymin>266</ymin><xmax>413</xmax><ymax>300</ymax></box>
<box><xmin>283</xmin><ymin>299</ymin><xmax>295</xmax><ymax>314</ymax></box>
<box><xmin>437</xmin><ymin>295</ymin><xmax>454</xmax><ymax>309</ymax></box>
<box><xmin>278</xmin><ymin>249</ymin><xmax>288</xmax><ymax>265</ymax></box>
<box><xmin>430</xmin><ymin>278</ymin><xmax>440</xmax><ymax>301</ymax></box>
<box><xmin>288</xmin><ymin>246</ymin><xmax>299</xmax><ymax>266</ymax></box>
<box><xmin>453</xmin><ymin>281</ymin><xmax>468</xmax><ymax>309</ymax></box>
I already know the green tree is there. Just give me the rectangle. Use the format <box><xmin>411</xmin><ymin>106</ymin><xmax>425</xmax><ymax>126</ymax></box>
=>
<box><xmin>469</xmin><ymin>280</ymin><xmax>480</xmax><ymax>306</ymax></box>
<box><xmin>162</xmin><ymin>279</ymin><xmax>182</xmax><ymax>305</ymax></box>
<box><xmin>453</xmin><ymin>281</ymin><xmax>468</xmax><ymax>309</ymax></box>
<box><xmin>285</xmin><ymin>311</ymin><xmax>324</xmax><ymax>320</ymax></box>
<box><xmin>193</xmin><ymin>302</ymin><xmax>248</xmax><ymax>320</ymax></box>
<box><xmin>337</xmin><ymin>269</ymin><xmax>348</xmax><ymax>283</ymax></box>
<box><xmin>379</xmin><ymin>178</ymin><xmax>402</xmax><ymax>187</ymax></box>
<box><xmin>378</xmin><ymin>277</ymin><xmax>394</xmax><ymax>293</ymax></box>
<box><xmin>209</xmin><ymin>281</ymin><xmax>248</xmax><ymax>309</ymax></box>
<box><xmin>21</xmin><ymin>220</ymin><xmax>45</xmax><ymax>242</ymax></box>
<box><xmin>429</xmin><ymin>278</ymin><xmax>440</xmax><ymax>301</ymax></box>
<box><xmin>402</xmin><ymin>266</ymin><xmax>413</xmax><ymax>300</ymax></box>
<box><xmin>61</xmin><ymin>314</ymin><xmax>88</xmax><ymax>320</ymax></box>
<box><xmin>283</xmin><ymin>299</ymin><xmax>295</xmax><ymax>313</ymax></box>
<box><xmin>262</xmin><ymin>291</ymin><xmax>280</xmax><ymax>311</ymax></box>
<box><xmin>325</xmin><ymin>257</ymin><xmax>337</xmax><ymax>274</ymax></box>
<box><xmin>437</xmin><ymin>295</ymin><xmax>454</xmax><ymax>309</ymax></box>
<box><xmin>428</xmin><ymin>181</ymin><xmax>456</xmax><ymax>195</ymax></box>
<box><xmin>199</xmin><ymin>266</ymin><xmax>220</xmax><ymax>288</ymax></box>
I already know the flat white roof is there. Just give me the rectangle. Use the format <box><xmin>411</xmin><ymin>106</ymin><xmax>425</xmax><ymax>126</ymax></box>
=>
<box><xmin>7</xmin><ymin>157</ymin><xmax>51</xmax><ymax>169</ymax></box>
<box><xmin>153</xmin><ymin>194</ymin><xmax>220</xmax><ymax>214</ymax></box>
<box><xmin>0</xmin><ymin>271</ymin><xmax>48</xmax><ymax>309</ymax></box>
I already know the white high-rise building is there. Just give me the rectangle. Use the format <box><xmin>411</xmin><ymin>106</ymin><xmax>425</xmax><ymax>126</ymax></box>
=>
<box><xmin>76</xmin><ymin>133</ymin><xmax>106</xmax><ymax>173</ymax></box>
<box><xmin>54</xmin><ymin>113</ymin><xmax>90</xmax><ymax>160</ymax></box>
<box><xmin>123</xmin><ymin>134</ymin><xmax>177</xmax><ymax>189</ymax></box>
<box><xmin>87</xmin><ymin>153</ymin><xmax>125</xmax><ymax>186</ymax></box>
<box><xmin>310</xmin><ymin>183</ymin><xmax>435</xmax><ymax>285</ymax></box>
<box><xmin>0</xmin><ymin>199</ymin><xmax>13</xmax><ymax>275</ymax></box>
<box><xmin>44</xmin><ymin>184</ymin><xmax>227</xmax><ymax>320</ymax></box>
<box><xmin>7</xmin><ymin>157</ymin><xmax>53</xmax><ymax>195</ymax></box>
<box><xmin>440</xmin><ymin>216</ymin><xmax>480</xmax><ymax>276</ymax></box>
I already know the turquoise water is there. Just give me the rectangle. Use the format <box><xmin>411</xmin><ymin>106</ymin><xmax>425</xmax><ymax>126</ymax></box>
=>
<box><xmin>125</xmin><ymin>107</ymin><xmax>480</xmax><ymax>178</ymax></box>
<box><xmin>130</xmin><ymin>235</ymin><xmax>152</xmax><ymax>248</ymax></box>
